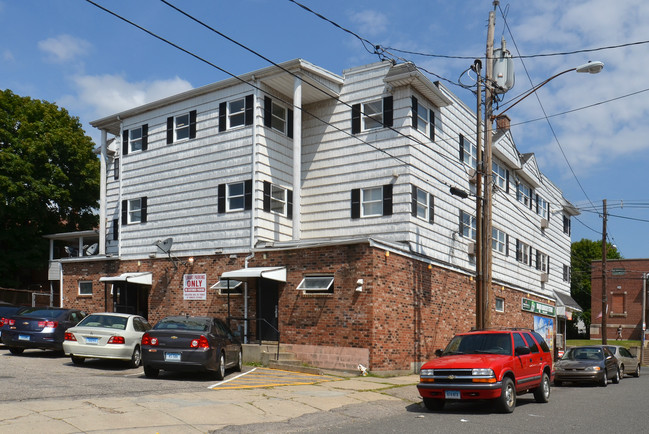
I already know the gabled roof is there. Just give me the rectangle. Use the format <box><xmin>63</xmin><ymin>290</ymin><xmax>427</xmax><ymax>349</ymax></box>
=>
<box><xmin>517</xmin><ymin>152</ymin><xmax>542</xmax><ymax>188</ymax></box>
<box><xmin>384</xmin><ymin>62</ymin><xmax>452</xmax><ymax>108</ymax></box>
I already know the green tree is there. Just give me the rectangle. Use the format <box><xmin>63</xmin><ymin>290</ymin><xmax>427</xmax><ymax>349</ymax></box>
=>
<box><xmin>568</xmin><ymin>238</ymin><xmax>622</xmax><ymax>337</ymax></box>
<box><xmin>0</xmin><ymin>89</ymin><xmax>99</xmax><ymax>288</ymax></box>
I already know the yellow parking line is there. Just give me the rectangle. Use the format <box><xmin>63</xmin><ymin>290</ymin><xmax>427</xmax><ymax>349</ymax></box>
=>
<box><xmin>209</xmin><ymin>367</ymin><xmax>339</xmax><ymax>390</ymax></box>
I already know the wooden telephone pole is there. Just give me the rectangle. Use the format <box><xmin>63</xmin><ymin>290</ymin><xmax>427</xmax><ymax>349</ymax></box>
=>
<box><xmin>601</xmin><ymin>199</ymin><xmax>608</xmax><ymax>344</ymax></box>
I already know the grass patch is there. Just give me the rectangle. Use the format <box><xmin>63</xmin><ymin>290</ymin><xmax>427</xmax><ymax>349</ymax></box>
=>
<box><xmin>566</xmin><ymin>339</ymin><xmax>642</xmax><ymax>350</ymax></box>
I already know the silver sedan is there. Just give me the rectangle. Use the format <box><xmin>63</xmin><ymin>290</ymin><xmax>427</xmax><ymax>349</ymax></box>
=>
<box><xmin>63</xmin><ymin>313</ymin><xmax>151</xmax><ymax>368</ymax></box>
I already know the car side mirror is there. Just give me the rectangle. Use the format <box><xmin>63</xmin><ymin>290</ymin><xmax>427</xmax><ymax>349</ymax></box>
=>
<box><xmin>515</xmin><ymin>346</ymin><xmax>531</xmax><ymax>356</ymax></box>
<box><xmin>434</xmin><ymin>349</ymin><xmax>444</xmax><ymax>357</ymax></box>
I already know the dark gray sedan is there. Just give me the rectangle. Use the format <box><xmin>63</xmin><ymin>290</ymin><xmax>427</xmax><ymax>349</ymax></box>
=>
<box><xmin>554</xmin><ymin>346</ymin><xmax>620</xmax><ymax>387</ymax></box>
<box><xmin>141</xmin><ymin>315</ymin><xmax>242</xmax><ymax>380</ymax></box>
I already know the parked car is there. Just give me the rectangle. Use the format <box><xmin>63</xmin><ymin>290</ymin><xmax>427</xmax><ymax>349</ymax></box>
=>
<box><xmin>1</xmin><ymin>307</ymin><xmax>86</xmax><ymax>354</ymax></box>
<box><xmin>0</xmin><ymin>304</ymin><xmax>29</xmax><ymax>328</ymax></box>
<box><xmin>417</xmin><ymin>329</ymin><xmax>553</xmax><ymax>413</ymax></box>
<box><xmin>601</xmin><ymin>345</ymin><xmax>640</xmax><ymax>378</ymax></box>
<box><xmin>63</xmin><ymin>312</ymin><xmax>151</xmax><ymax>368</ymax></box>
<box><xmin>141</xmin><ymin>315</ymin><xmax>242</xmax><ymax>380</ymax></box>
<box><xmin>554</xmin><ymin>346</ymin><xmax>620</xmax><ymax>387</ymax></box>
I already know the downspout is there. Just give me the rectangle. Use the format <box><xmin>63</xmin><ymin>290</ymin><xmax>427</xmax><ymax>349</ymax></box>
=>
<box><xmin>99</xmin><ymin>129</ymin><xmax>107</xmax><ymax>255</ymax></box>
<box><xmin>292</xmin><ymin>75</ymin><xmax>302</xmax><ymax>240</ymax></box>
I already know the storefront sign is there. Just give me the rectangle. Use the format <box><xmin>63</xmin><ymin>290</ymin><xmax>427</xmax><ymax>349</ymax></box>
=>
<box><xmin>534</xmin><ymin>315</ymin><xmax>554</xmax><ymax>352</ymax></box>
<box><xmin>183</xmin><ymin>274</ymin><xmax>206</xmax><ymax>300</ymax></box>
<box><xmin>521</xmin><ymin>298</ymin><xmax>555</xmax><ymax>316</ymax></box>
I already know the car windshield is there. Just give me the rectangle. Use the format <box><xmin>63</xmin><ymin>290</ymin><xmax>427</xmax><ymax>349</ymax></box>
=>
<box><xmin>604</xmin><ymin>346</ymin><xmax>618</xmax><ymax>355</ymax></box>
<box><xmin>563</xmin><ymin>348</ymin><xmax>603</xmax><ymax>361</ymax></box>
<box><xmin>77</xmin><ymin>314</ymin><xmax>127</xmax><ymax>330</ymax></box>
<box><xmin>17</xmin><ymin>308</ymin><xmax>62</xmax><ymax>318</ymax></box>
<box><xmin>443</xmin><ymin>333</ymin><xmax>512</xmax><ymax>355</ymax></box>
<box><xmin>154</xmin><ymin>318</ymin><xmax>209</xmax><ymax>332</ymax></box>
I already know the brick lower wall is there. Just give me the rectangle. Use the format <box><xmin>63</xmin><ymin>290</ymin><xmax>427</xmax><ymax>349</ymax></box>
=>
<box><xmin>60</xmin><ymin>242</ymin><xmax>555</xmax><ymax>372</ymax></box>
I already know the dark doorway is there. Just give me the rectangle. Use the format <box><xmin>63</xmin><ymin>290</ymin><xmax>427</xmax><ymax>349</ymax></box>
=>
<box><xmin>113</xmin><ymin>283</ymin><xmax>149</xmax><ymax>319</ymax></box>
<box><xmin>257</xmin><ymin>279</ymin><xmax>279</xmax><ymax>341</ymax></box>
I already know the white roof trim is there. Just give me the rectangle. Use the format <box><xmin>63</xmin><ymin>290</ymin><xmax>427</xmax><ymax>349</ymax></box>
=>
<box><xmin>99</xmin><ymin>272</ymin><xmax>152</xmax><ymax>285</ymax></box>
<box><xmin>220</xmin><ymin>267</ymin><xmax>287</xmax><ymax>283</ymax></box>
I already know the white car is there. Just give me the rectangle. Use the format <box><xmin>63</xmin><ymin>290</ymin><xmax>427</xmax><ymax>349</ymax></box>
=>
<box><xmin>63</xmin><ymin>313</ymin><xmax>151</xmax><ymax>368</ymax></box>
<box><xmin>603</xmin><ymin>345</ymin><xmax>641</xmax><ymax>378</ymax></box>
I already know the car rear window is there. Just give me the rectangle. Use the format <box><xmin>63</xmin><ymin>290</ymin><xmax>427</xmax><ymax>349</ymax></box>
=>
<box><xmin>17</xmin><ymin>309</ymin><xmax>62</xmax><ymax>318</ymax></box>
<box><xmin>530</xmin><ymin>331</ymin><xmax>551</xmax><ymax>353</ymax></box>
<box><xmin>78</xmin><ymin>314</ymin><xmax>127</xmax><ymax>330</ymax></box>
<box><xmin>154</xmin><ymin>318</ymin><xmax>209</xmax><ymax>332</ymax></box>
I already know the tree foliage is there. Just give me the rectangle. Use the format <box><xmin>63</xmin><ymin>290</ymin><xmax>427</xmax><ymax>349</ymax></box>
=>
<box><xmin>0</xmin><ymin>89</ymin><xmax>99</xmax><ymax>287</ymax></box>
<box><xmin>568</xmin><ymin>238</ymin><xmax>622</xmax><ymax>337</ymax></box>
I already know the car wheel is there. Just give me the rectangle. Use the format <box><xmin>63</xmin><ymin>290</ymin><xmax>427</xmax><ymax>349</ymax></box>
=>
<box><xmin>214</xmin><ymin>352</ymin><xmax>225</xmax><ymax>381</ymax></box>
<box><xmin>612</xmin><ymin>368</ymin><xmax>620</xmax><ymax>384</ymax></box>
<box><xmin>144</xmin><ymin>365</ymin><xmax>159</xmax><ymax>378</ymax></box>
<box><xmin>129</xmin><ymin>346</ymin><xmax>142</xmax><ymax>368</ymax></box>
<box><xmin>71</xmin><ymin>356</ymin><xmax>85</xmax><ymax>365</ymax></box>
<box><xmin>496</xmin><ymin>377</ymin><xmax>516</xmax><ymax>413</ymax></box>
<box><xmin>423</xmin><ymin>398</ymin><xmax>445</xmax><ymax>411</ymax></box>
<box><xmin>8</xmin><ymin>347</ymin><xmax>24</xmax><ymax>355</ymax></box>
<box><xmin>619</xmin><ymin>364</ymin><xmax>625</xmax><ymax>380</ymax></box>
<box><xmin>599</xmin><ymin>370</ymin><xmax>608</xmax><ymax>387</ymax></box>
<box><xmin>633</xmin><ymin>364</ymin><xmax>640</xmax><ymax>377</ymax></box>
<box><xmin>533</xmin><ymin>372</ymin><xmax>551</xmax><ymax>403</ymax></box>
<box><xmin>235</xmin><ymin>349</ymin><xmax>242</xmax><ymax>372</ymax></box>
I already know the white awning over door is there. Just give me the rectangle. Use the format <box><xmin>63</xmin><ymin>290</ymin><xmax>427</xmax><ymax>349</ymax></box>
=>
<box><xmin>219</xmin><ymin>267</ymin><xmax>286</xmax><ymax>283</ymax></box>
<box><xmin>99</xmin><ymin>272</ymin><xmax>153</xmax><ymax>285</ymax></box>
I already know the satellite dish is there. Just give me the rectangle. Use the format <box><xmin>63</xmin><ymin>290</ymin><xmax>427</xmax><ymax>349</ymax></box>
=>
<box><xmin>64</xmin><ymin>246</ymin><xmax>78</xmax><ymax>257</ymax></box>
<box><xmin>155</xmin><ymin>237</ymin><xmax>173</xmax><ymax>253</ymax></box>
<box><xmin>85</xmin><ymin>243</ymin><xmax>98</xmax><ymax>256</ymax></box>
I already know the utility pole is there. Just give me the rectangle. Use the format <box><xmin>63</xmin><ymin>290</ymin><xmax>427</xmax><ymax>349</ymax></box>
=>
<box><xmin>474</xmin><ymin>59</ymin><xmax>483</xmax><ymax>330</ymax></box>
<box><xmin>482</xmin><ymin>4</ymin><xmax>496</xmax><ymax>329</ymax></box>
<box><xmin>601</xmin><ymin>199</ymin><xmax>608</xmax><ymax>344</ymax></box>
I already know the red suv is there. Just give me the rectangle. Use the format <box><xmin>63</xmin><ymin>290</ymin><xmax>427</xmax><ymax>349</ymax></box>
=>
<box><xmin>417</xmin><ymin>329</ymin><xmax>553</xmax><ymax>413</ymax></box>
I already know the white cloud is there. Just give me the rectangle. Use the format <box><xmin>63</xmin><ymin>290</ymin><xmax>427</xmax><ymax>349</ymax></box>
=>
<box><xmin>72</xmin><ymin>74</ymin><xmax>193</xmax><ymax>118</ymax></box>
<box><xmin>38</xmin><ymin>34</ymin><xmax>91</xmax><ymax>63</ymax></box>
<box><xmin>3</xmin><ymin>49</ymin><xmax>13</xmax><ymax>62</ymax></box>
<box><xmin>348</xmin><ymin>10</ymin><xmax>388</xmax><ymax>37</ymax></box>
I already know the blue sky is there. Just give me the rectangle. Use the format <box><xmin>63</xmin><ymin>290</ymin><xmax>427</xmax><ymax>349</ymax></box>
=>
<box><xmin>2</xmin><ymin>0</ymin><xmax>648</xmax><ymax>259</ymax></box>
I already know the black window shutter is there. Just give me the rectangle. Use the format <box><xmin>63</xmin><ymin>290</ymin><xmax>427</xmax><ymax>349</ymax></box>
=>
<box><xmin>505</xmin><ymin>234</ymin><xmax>509</xmax><ymax>256</ymax></box>
<box><xmin>189</xmin><ymin>110</ymin><xmax>197</xmax><ymax>139</ymax></box>
<box><xmin>516</xmin><ymin>239</ymin><xmax>520</xmax><ymax>261</ymax></box>
<box><xmin>529</xmin><ymin>189</ymin><xmax>534</xmax><ymax>210</ymax></box>
<box><xmin>217</xmin><ymin>184</ymin><xmax>226</xmax><ymax>213</ymax></box>
<box><xmin>244</xmin><ymin>180</ymin><xmax>252</xmax><ymax>210</ymax></box>
<box><xmin>383</xmin><ymin>96</ymin><xmax>393</xmax><ymax>127</ymax></box>
<box><xmin>351</xmin><ymin>189</ymin><xmax>360</xmax><ymax>219</ymax></box>
<box><xmin>166</xmin><ymin>117</ymin><xmax>173</xmax><ymax>144</ymax></box>
<box><xmin>264</xmin><ymin>96</ymin><xmax>272</xmax><ymax>128</ymax></box>
<box><xmin>528</xmin><ymin>246</ymin><xmax>533</xmax><ymax>266</ymax></box>
<box><xmin>411</xmin><ymin>184</ymin><xmax>417</xmax><ymax>217</ymax></box>
<box><xmin>505</xmin><ymin>170</ymin><xmax>510</xmax><ymax>193</ymax></box>
<box><xmin>141</xmin><ymin>196</ymin><xmax>147</xmax><ymax>223</ymax></box>
<box><xmin>114</xmin><ymin>158</ymin><xmax>119</xmax><ymax>180</ymax></box>
<box><xmin>245</xmin><ymin>94</ymin><xmax>254</xmax><ymax>126</ymax></box>
<box><xmin>287</xmin><ymin>189</ymin><xmax>293</xmax><ymax>220</ymax></box>
<box><xmin>429</xmin><ymin>195</ymin><xmax>434</xmax><ymax>223</ymax></box>
<box><xmin>535</xmin><ymin>194</ymin><xmax>540</xmax><ymax>214</ymax></box>
<box><xmin>263</xmin><ymin>181</ymin><xmax>271</xmax><ymax>212</ymax></box>
<box><xmin>287</xmin><ymin>109</ymin><xmax>293</xmax><ymax>138</ymax></box>
<box><xmin>430</xmin><ymin>110</ymin><xmax>435</xmax><ymax>141</ymax></box>
<box><xmin>383</xmin><ymin>184</ymin><xmax>393</xmax><ymax>216</ymax></box>
<box><xmin>458</xmin><ymin>211</ymin><xmax>463</xmax><ymax>234</ymax></box>
<box><xmin>121</xmin><ymin>200</ymin><xmax>128</xmax><ymax>225</ymax></box>
<box><xmin>459</xmin><ymin>135</ymin><xmax>464</xmax><ymax>161</ymax></box>
<box><xmin>219</xmin><ymin>102</ymin><xmax>227</xmax><ymax>132</ymax></box>
<box><xmin>536</xmin><ymin>250</ymin><xmax>541</xmax><ymax>270</ymax></box>
<box><xmin>112</xmin><ymin>218</ymin><xmax>119</xmax><ymax>241</ymax></box>
<box><xmin>142</xmin><ymin>124</ymin><xmax>148</xmax><ymax>151</ymax></box>
<box><xmin>547</xmin><ymin>257</ymin><xmax>550</xmax><ymax>273</ymax></box>
<box><xmin>351</xmin><ymin>104</ymin><xmax>361</xmax><ymax>134</ymax></box>
<box><xmin>411</xmin><ymin>96</ymin><xmax>418</xmax><ymax>131</ymax></box>
<box><xmin>122</xmin><ymin>129</ymin><xmax>129</xmax><ymax>155</ymax></box>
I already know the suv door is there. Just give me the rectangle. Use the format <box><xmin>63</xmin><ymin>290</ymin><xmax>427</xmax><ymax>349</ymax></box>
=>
<box><xmin>513</xmin><ymin>332</ymin><xmax>535</xmax><ymax>384</ymax></box>
<box><xmin>522</xmin><ymin>332</ymin><xmax>544</xmax><ymax>382</ymax></box>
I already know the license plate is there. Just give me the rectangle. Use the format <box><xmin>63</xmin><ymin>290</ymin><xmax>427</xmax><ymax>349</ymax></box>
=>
<box><xmin>445</xmin><ymin>390</ymin><xmax>461</xmax><ymax>399</ymax></box>
<box><xmin>18</xmin><ymin>334</ymin><xmax>30</xmax><ymax>341</ymax></box>
<box><xmin>85</xmin><ymin>337</ymin><xmax>99</xmax><ymax>344</ymax></box>
<box><xmin>164</xmin><ymin>352</ymin><xmax>181</xmax><ymax>362</ymax></box>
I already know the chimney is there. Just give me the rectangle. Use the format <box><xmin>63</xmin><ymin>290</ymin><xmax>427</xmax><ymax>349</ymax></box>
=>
<box><xmin>495</xmin><ymin>115</ymin><xmax>511</xmax><ymax>131</ymax></box>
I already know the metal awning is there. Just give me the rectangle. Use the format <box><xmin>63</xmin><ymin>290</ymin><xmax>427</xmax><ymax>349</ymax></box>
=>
<box><xmin>554</xmin><ymin>291</ymin><xmax>582</xmax><ymax>312</ymax></box>
<box><xmin>99</xmin><ymin>272</ymin><xmax>153</xmax><ymax>286</ymax></box>
<box><xmin>220</xmin><ymin>267</ymin><xmax>286</xmax><ymax>283</ymax></box>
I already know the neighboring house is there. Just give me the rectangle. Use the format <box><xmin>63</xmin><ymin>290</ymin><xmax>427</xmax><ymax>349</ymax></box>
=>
<box><xmin>47</xmin><ymin>59</ymin><xmax>580</xmax><ymax>372</ymax></box>
<box><xmin>590</xmin><ymin>258</ymin><xmax>649</xmax><ymax>341</ymax></box>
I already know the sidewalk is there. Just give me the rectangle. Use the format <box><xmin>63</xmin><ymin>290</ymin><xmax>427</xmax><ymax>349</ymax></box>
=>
<box><xmin>0</xmin><ymin>372</ymin><xmax>421</xmax><ymax>433</ymax></box>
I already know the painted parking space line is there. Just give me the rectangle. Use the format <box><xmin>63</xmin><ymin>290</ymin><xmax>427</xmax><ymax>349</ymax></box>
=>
<box><xmin>209</xmin><ymin>367</ymin><xmax>339</xmax><ymax>390</ymax></box>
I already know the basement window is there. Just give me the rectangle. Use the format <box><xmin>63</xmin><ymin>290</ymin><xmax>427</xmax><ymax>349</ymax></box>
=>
<box><xmin>297</xmin><ymin>276</ymin><xmax>334</xmax><ymax>294</ymax></box>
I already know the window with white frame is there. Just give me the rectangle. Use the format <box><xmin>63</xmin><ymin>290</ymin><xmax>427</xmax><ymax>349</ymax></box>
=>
<box><xmin>461</xmin><ymin>135</ymin><xmax>478</xmax><ymax>169</ymax></box>
<box><xmin>362</xmin><ymin>187</ymin><xmax>383</xmax><ymax>217</ymax></box>
<box><xmin>270</xmin><ymin>100</ymin><xmax>286</xmax><ymax>133</ymax></box>
<box><xmin>79</xmin><ymin>281</ymin><xmax>93</xmax><ymax>296</ymax></box>
<box><xmin>128</xmin><ymin>198</ymin><xmax>143</xmax><ymax>224</ymax></box>
<box><xmin>536</xmin><ymin>251</ymin><xmax>549</xmax><ymax>272</ymax></box>
<box><xmin>516</xmin><ymin>239</ymin><xmax>531</xmax><ymax>265</ymax></box>
<box><xmin>493</xmin><ymin>161</ymin><xmax>508</xmax><ymax>190</ymax></box>
<box><xmin>517</xmin><ymin>182</ymin><xmax>532</xmax><ymax>207</ymax></box>
<box><xmin>563</xmin><ymin>215</ymin><xmax>571</xmax><ymax>235</ymax></box>
<box><xmin>492</xmin><ymin>228</ymin><xmax>507</xmax><ymax>254</ymax></box>
<box><xmin>129</xmin><ymin>127</ymin><xmax>143</xmax><ymax>152</ymax></box>
<box><xmin>270</xmin><ymin>184</ymin><xmax>286</xmax><ymax>214</ymax></box>
<box><xmin>297</xmin><ymin>275</ymin><xmax>335</xmax><ymax>294</ymax></box>
<box><xmin>175</xmin><ymin>113</ymin><xmax>190</xmax><ymax>141</ymax></box>
<box><xmin>460</xmin><ymin>210</ymin><xmax>477</xmax><ymax>240</ymax></box>
<box><xmin>228</xmin><ymin>98</ymin><xmax>246</xmax><ymax>128</ymax></box>
<box><xmin>563</xmin><ymin>264</ymin><xmax>571</xmax><ymax>282</ymax></box>
<box><xmin>227</xmin><ymin>182</ymin><xmax>245</xmax><ymax>211</ymax></box>
<box><xmin>495</xmin><ymin>297</ymin><xmax>505</xmax><ymax>312</ymax></box>
<box><xmin>363</xmin><ymin>100</ymin><xmax>384</xmax><ymax>130</ymax></box>
<box><xmin>414</xmin><ymin>187</ymin><xmax>430</xmax><ymax>221</ymax></box>
<box><xmin>416</xmin><ymin>100</ymin><xmax>430</xmax><ymax>135</ymax></box>
<box><xmin>537</xmin><ymin>195</ymin><xmax>549</xmax><ymax>219</ymax></box>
